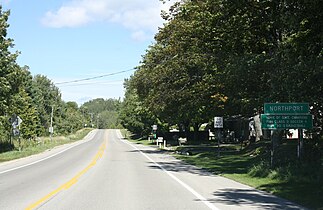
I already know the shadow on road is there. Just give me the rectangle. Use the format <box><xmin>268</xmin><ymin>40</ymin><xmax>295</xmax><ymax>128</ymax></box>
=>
<box><xmin>126</xmin><ymin>146</ymin><xmax>213</xmax><ymax>176</ymax></box>
<box><xmin>136</xmin><ymin>148</ymin><xmax>215</xmax><ymax>177</ymax></box>
<box><xmin>208</xmin><ymin>188</ymin><xmax>306</xmax><ymax>210</ymax></box>
<box><xmin>148</xmin><ymin>161</ymin><xmax>214</xmax><ymax>177</ymax></box>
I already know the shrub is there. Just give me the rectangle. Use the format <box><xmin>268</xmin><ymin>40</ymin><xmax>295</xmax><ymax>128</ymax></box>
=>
<box><xmin>248</xmin><ymin>161</ymin><xmax>271</xmax><ymax>178</ymax></box>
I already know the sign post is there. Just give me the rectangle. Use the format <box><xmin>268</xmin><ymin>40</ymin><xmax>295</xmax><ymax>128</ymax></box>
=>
<box><xmin>214</xmin><ymin>117</ymin><xmax>223</xmax><ymax>157</ymax></box>
<box><xmin>261</xmin><ymin>103</ymin><xmax>312</xmax><ymax>164</ymax></box>
<box><xmin>152</xmin><ymin>125</ymin><xmax>157</xmax><ymax>141</ymax></box>
<box><xmin>11</xmin><ymin>115</ymin><xmax>23</xmax><ymax>151</ymax></box>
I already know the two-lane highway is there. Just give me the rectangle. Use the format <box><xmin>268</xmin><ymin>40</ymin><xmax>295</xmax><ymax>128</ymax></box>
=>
<box><xmin>0</xmin><ymin>130</ymin><xmax>305</xmax><ymax>210</ymax></box>
<box><xmin>0</xmin><ymin>130</ymin><xmax>107</xmax><ymax>210</ymax></box>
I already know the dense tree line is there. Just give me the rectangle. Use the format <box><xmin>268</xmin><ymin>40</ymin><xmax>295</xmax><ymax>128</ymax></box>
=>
<box><xmin>80</xmin><ymin>98</ymin><xmax>122</xmax><ymax>129</ymax></box>
<box><xmin>0</xmin><ymin>7</ymin><xmax>121</xmax><ymax>151</ymax></box>
<box><xmin>0</xmin><ymin>7</ymin><xmax>79</xmax><ymax>145</ymax></box>
<box><xmin>120</xmin><ymin>0</ymin><xmax>322</xmax><ymax>139</ymax></box>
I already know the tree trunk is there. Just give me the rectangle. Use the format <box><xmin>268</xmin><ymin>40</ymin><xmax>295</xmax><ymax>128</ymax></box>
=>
<box><xmin>270</xmin><ymin>129</ymin><xmax>283</xmax><ymax>168</ymax></box>
<box><xmin>193</xmin><ymin>122</ymin><xmax>199</xmax><ymax>142</ymax></box>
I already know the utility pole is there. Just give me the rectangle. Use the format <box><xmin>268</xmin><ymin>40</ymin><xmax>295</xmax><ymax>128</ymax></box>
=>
<box><xmin>50</xmin><ymin>105</ymin><xmax>54</xmax><ymax>141</ymax></box>
<box><xmin>90</xmin><ymin>113</ymin><xmax>93</xmax><ymax>128</ymax></box>
<box><xmin>97</xmin><ymin>114</ymin><xmax>99</xmax><ymax>129</ymax></box>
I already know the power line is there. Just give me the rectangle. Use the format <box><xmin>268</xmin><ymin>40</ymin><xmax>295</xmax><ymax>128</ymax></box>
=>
<box><xmin>57</xmin><ymin>80</ymin><xmax>124</xmax><ymax>87</ymax></box>
<box><xmin>55</xmin><ymin>68</ymin><xmax>135</xmax><ymax>85</ymax></box>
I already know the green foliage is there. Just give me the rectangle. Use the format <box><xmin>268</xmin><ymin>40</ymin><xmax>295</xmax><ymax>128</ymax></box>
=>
<box><xmin>10</xmin><ymin>87</ymin><xmax>41</xmax><ymax>139</ymax></box>
<box><xmin>82</xmin><ymin>98</ymin><xmax>119</xmax><ymax>114</ymax></box>
<box><xmin>171</xmin><ymin>141</ymin><xmax>323</xmax><ymax>209</ymax></box>
<box><xmin>119</xmin><ymin>79</ymin><xmax>157</xmax><ymax>136</ymax></box>
<box><xmin>0</xmin><ymin>8</ymin><xmax>109</xmax><ymax>151</ymax></box>
<box><xmin>30</xmin><ymin>74</ymin><xmax>63</xmax><ymax>135</ymax></box>
<box><xmin>98</xmin><ymin>110</ymin><xmax>121</xmax><ymax>129</ymax></box>
<box><xmin>122</xmin><ymin>0</ymin><xmax>322</xmax><ymax>138</ymax></box>
<box><xmin>57</xmin><ymin>102</ymin><xmax>84</xmax><ymax>134</ymax></box>
<box><xmin>248</xmin><ymin>161</ymin><xmax>271</xmax><ymax>178</ymax></box>
<box><xmin>80</xmin><ymin>98</ymin><xmax>122</xmax><ymax>129</ymax></box>
<box><xmin>0</xmin><ymin>128</ymin><xmax>93</xmax><ymax>162</ymax></box>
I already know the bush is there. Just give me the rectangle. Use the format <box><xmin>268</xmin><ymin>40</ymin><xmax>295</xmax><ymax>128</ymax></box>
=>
<box><xmin>248</xmin><ymin>161</ymin><xmax>271</xmax><ymax>178</ymax></box>
<box><xmin>0</xmin><ymin>141</ymin><xmax>14</xmax><ymax>153</ymax></box>
<box><xmin>268</xmin><ymin>166</ymin><xmax>292</xmax><ymax>181</ymax></box>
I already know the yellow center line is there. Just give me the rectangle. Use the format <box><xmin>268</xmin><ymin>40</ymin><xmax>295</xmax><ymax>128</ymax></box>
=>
<box><xmin>25</xmin><ymin>141</ymin><xmax>107</xmax><ymax>210</ymax></box>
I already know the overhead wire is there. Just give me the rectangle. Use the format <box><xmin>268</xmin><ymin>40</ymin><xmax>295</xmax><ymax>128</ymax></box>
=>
<box><xmin>57</xmin><ymin>80</ymin><xmax>124</xmax><ymax>87</ymax></box>
<box><xmin>55</xmin><ymin>68</ymin><xmax>135</xmax><ymax>85</ymax></box>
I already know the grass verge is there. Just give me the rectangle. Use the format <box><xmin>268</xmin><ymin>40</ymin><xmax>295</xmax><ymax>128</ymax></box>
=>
<box><xmin>0</xmin><ymin>128</ymin><xmax>93</xmax><ymax>163</ymax></box>
<box><xmin>120</xmin><ymin>129</ymin><xmax>157</xmax><ymax>146</ymax></box>
<box><xmin>174</xmin><ymin>141</ymin><xmax>322</xmax><ymax>210</ymax></box>
<box><xmin>125</xmin><ymin>132</ymin><xmax>322</xmax><ymax>210</ymax></box>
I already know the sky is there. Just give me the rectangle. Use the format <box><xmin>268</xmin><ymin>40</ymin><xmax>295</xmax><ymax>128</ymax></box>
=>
<box><xmin>0</xmin><ymin>0</ymin><xmax>175</xmax><ymax>105</ymax></box>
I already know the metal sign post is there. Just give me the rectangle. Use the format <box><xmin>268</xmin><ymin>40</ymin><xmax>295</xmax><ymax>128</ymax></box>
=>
<box><xmin>50</xmin><ymin>106</ymin><xmax>54</xmax><ymax>142</ymax></box>
<box><xmin>152</xmin><ymin>125</ymin><xmax>157</xmax><ymax>141</ymax></box>
<box><xmin>214</xmin><ymin>117</ymin><xmax>223</xmax><ymax>157</ymax></box>
<box><xmin>10</xmin><ymin>115</ymin><xmax>23</xmax><ymax>151</ymax></box>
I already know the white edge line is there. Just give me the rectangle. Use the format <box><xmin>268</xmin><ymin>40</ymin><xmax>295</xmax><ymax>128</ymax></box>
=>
<box><xmin>117</xmin><ymin>131</ymin><xmax>220</xmax><ymax>210</ymax></box>
<box><xmin>0</xmin><ymin>131</ymin><xmax>96</xmax><ymax>175</ymax></box>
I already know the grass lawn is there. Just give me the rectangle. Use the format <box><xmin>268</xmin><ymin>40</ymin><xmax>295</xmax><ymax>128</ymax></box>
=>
<box><xmin>124</xmin><ymin>131</ymin><xmax>322</xmax><ymax>210</ymax></box>
<box><xmin>129</xmin><ymin>137</ymin><xmax>157</xmax><ymax>147</ymax></box>
<box><xmin>0</xmin><ymin>128</ymin><xmax>93</xmax><ymax>163</ymax></box>
<box><xmin>175</xmin><ymin>141</ymin><xmax>322</xmax><ymax>210</ymax></box>
<box><xmin>120</xmin><ymin>129</ymin><xmax>158</xmax><ymax>147</ymax></box>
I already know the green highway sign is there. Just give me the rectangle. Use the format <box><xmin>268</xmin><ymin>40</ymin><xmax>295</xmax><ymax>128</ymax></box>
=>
<box><xmin>264</xmin><ymin>103</ymin><xmax>309</xmax><ymax>114</ymax></box>
<box><xmin>261</xmin><ymin>114</ymin><xmax>313</xmax><ymax>129</ymax></box>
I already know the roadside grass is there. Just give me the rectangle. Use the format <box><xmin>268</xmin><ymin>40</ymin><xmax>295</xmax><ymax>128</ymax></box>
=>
<box><xmin>120</xmin><ymin>129</ymin><xmax>156</xmax><ymax>146</ymax></box>
<box><xmin>0</xmin><ymin>128</ymin><xmax>93</xmax><ymax>163</ymax></box>
<box><xmin>124</xmin><ymin>131</ymin><xmax>322</xmax><ymax>210</ymax></box>
<box><xmin>175</xmin><ymin>141</ymin><xmax>323</xmax><ymax>210</ymax></box>
<box><xmin>129</xmin><ymin>137</ymin><xmax>156</xmax><ymax>146</ymax></box>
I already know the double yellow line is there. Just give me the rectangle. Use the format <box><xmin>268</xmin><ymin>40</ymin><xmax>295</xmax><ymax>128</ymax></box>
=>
<box><xmin>25</xmin><ymin>141</ymin><xmax>106</xmax><ymax>210</ymax></box>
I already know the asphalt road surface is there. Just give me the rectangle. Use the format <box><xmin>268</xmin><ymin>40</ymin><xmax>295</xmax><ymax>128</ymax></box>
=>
<box><xmin>0</xmin><ymin>129</ymin><xmax>306</xmax><ymax>210</ymax></box>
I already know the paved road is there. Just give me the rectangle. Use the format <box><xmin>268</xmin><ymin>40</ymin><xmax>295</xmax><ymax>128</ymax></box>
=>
<box><xmin>0</xmin><ymin>129</ymin><xmax>305</xmax><ymax>210</ymax></box>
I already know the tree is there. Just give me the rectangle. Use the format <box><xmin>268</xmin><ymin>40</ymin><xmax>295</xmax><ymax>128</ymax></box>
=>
<box><xmin>131</xmin><ymin>0</ymin><xmax>230</xmax><ymax>139</ymax></box>
<box><xmin>125</xmin><ymin>0</ymin><xmax>322</xmax><ymax>140</ymax></box>
<box><xmin>0</xmin><ymin>6</ymin><xmax>25</xmax><ymax>142</ymax></box>
<box><xmin>10</xmin><ymin>87</ymin><xmax>41</xmax><ymax>140</ymax></box>
<box><xmin>31</xmin><ymin>75</ymin><xmax>63</xmax><ymax>135</ymax></box>
<box><xmin>81</xmin><ymin>98</ymin><xmax>122</xmax><ymax>129</ymax></box>
<box><xmin>119</xmin><ymin>79</ymin><xmax>157</xmax><ymax>136</ymax></box>
<box><xmin>57</xmin><ymin>101</ymin><xmax>84</xmax><ymax>134</ymax></box>
<box><xmin>1</xmin><ymin>6</ymin><xmax>99</xmax><ymax>149</ymax></box>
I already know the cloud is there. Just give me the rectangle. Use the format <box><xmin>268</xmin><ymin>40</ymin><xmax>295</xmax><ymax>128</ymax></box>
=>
<box><xmin>41</xmin><ymin>0</ymin><xmax>176</xmax><ymax>41</ymax></box>
<box><xmin>42</xmin><ymin>6</ymin><xmax>91</xmax><ymax>28</ymax></box>
<box><xmin>131</xmin><ymin>30</ymin><xmax>149</xmax><ymax>42</ymax></box>
<box><xmin>0</xmin><ymin>0</ymin><xmax>11</xmax><ymax>6</ymax></box>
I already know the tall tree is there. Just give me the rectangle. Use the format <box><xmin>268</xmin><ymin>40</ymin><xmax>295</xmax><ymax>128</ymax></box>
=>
<box><xmin>0</xmin><ymin>6</ymin><xmax>24</xmax><ymax>141</ymax></box>
<box><xmin>31</xmin><ymin>75</ymin><xmax>63</xmax><ymax>135</ymax></box>
<box><xmin>133</xmin><ymin>5</ymin><xmax>222</xmax><ymax>132</ymax></box>
<box><xmin>0</xmin><ymin>7</ymin><xmax>20</xmax><ymax>116</ymax></box>
<box><xmin>126</xmin><ymin>0</ymin><xmax>322</xmax><ymax>137</ymax></box>
<box><xmin>57</xmin><ymin>101</ymin><xmax>84</xmax><ymax>134</ymax></box>
<box><xmin>119</xmin><ymin>79</ymin><xmax>157</xmax><ymax>136</ymax></box>
<box><xmin>81</xmin><ymin>98</ymin><xmax>122</xmax><ymax>129</ymax></box>
<box><xmin>10</xmin><ymin>87</ymin><xmax>41</xmax><ymax>140</ymax></box>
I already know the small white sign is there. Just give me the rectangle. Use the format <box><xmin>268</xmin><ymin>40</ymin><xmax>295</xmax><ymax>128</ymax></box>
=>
<box><xmin>49</xmin><ymin>126</ymin><xmax>54</xmax><ymax>133</ymax></box>
<box><xmin>152</xmin><ymin>125</ymin><xmax>157</xmax><ymax>131</ymax></box>
<box><xmin>17</xmin><ymin>116</ymin><xmax>23</xmax><ymax>126</ymax></box>
<box><xmin>13</xmin><ymin>128</ymin><xmax>20</xmax><ymax>136</ymax></box>
<box><xmin>214</xmin><ymin>117</ymin><xmax>223</xmax><ymax>128</ymax></box>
